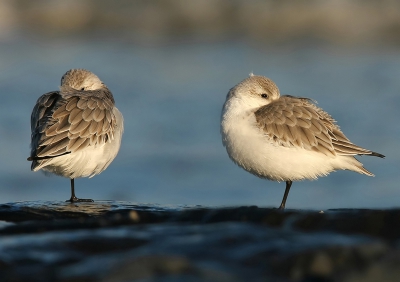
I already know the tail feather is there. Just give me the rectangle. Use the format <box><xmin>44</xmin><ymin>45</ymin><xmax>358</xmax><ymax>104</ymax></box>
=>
<box><xmin>369</xmin><ymin>151</ymin><xmax>385</xmax><ymax>158</ymax></box>
<box><xmin>358</xmin><ymin>165</ymin><xmax>374</xmax><ymax>177</ymax></box>
<box><xmin>345</xmin><ymin>156</ymin><xmax>375</xmax><ymax>177</ymax></box>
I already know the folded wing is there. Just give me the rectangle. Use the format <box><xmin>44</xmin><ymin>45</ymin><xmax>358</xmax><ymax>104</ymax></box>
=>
<box><xmin>254</xmin><ymin>96</ymin><xmax>383</xmax><ymax>158</ymax></box>
<box><xmin>29</xmin><ymin>91</ymin><xmax>116</xmax><ymax>165</ymax></box>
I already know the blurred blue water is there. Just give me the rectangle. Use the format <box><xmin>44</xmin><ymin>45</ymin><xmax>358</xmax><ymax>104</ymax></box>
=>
<box><xmin>0</xmin><ymin>38</ymin><xmax>397</xmax><ymax>209</ymax></box>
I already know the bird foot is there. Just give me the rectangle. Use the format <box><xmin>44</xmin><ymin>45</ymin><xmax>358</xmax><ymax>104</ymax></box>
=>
<box><xmin>66</xmin><ymin>196</ymin><xmax>94</xmax><ymax>203</ymax></box>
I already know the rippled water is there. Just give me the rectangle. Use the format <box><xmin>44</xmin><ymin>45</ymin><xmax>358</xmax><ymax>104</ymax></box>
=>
<box><xmin>0</xmin><ymin>37</ymin><xmax>397</xmax><ymax>209</ymax></box>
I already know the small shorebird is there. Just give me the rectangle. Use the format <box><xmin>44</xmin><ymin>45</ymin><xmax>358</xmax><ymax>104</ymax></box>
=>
<box><xmin>221</xmin><ymin>74</ymin><xmax>384</xmax><ymax>209</ymax></box>
<box><xmin>28</xmin><ymin>69</ymin><xmax>124</xmax><ymax>202</ymax></box>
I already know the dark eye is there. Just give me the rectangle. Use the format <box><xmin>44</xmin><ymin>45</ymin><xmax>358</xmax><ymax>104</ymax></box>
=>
<box><xmin>261</xmin><ymin>93</ymin><xmax>268</xmax><ymax>98</ymax></box>
<box><xmin>80</xmin><ymin>88</ymin><xmax>85</xmax><ymax>91</ymax></box>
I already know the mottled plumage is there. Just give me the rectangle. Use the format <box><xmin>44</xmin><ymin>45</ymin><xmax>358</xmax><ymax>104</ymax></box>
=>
<box><xmin>221</xmin><ymin>74</ymin><xmax>384</xmax><ymax>209</ymax></box>
<box><xmin>255</xmin><ymin>96</ymin><xmax>379</xmax><ymax>163</ymax></box>
<box><xmin>28</xmin><ymin>69</ymin><xmax>124</xmax><ymax>202</ymax></box>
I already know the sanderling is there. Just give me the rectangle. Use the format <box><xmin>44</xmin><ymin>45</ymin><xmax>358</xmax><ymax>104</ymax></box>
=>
<box><xmin>28</xmin><ymin>69</ymin><xmax>124</xmax><ymax>202</ymax></box>
<box><xmin>221</xmin><ymin>74</ymin><xmax>384</xmax><ymax>209</ymax></box>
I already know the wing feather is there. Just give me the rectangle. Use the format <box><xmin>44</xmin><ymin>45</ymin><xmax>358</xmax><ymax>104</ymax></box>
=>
<box><xmin>69</xmin><ymin>108</ymin><xmax>82</xmax><ymax>124</ymax></box>
<box><xmin>254</xmin><ymin>95</ymin><xmax>376</xmax><ymax>157</ymax></box>
<box><xmin>56</xmin><ymin>115</ymin><xmax>70</xmax><ymax>133</ymax></box>
<box><xmin>296</xmin><ymin>118</ymin><xmax>311</xmax><ymax>128</ymax></box>
<box><xmin>300</xmin><ymin>127</ymin><xmax>318</xmax><ymax>147</ymax></box>
<box><xmin>67</xmin><ymin>137</ymin><xmax>86</xmax><ymax>151</ymax></box>
<box><xmin>52</xmin><ymin>104</ymin><xmax>68</xmax><ymax>118</ymax></box>
<box><xmin>82</xmin><ymin>108</ymin><xmax>94</xmax><ymax>120</ymax></box>
<box><xmin>37</xmin><ymin>138</ymin><xmax>69</xmax><ymax>157</ymax></box>
<box><xmin>29</xmin><ymin>90</ymin><xmax>117</xmax><ymax>165</ymax></box>
<box><xmin>90</xmin><ymin>108</ymin><xmax>105</xmax><ymax>121</ymax></box>
<box><xmin>95</xmin><ymin>119</ymin><xmax>104</xmax><ymax>134</ymax></box>
<box><xmin>69</xmin><ymin>119</ymin><xmax>90</xmax><ymax>134</ymax></box>
<box><xmin>46</xmin><ymin>122</ymin><xmax>60</xmax><ymax>136</ymax></box>
<box><xmin>40</xmin><ymin>131</ymin><xmax>69</xmax><ymax>146</ymax></box>
<box><xmin>77</xmin><ymin>99</ymin><xmax>88</xmax><ymax>109</ymax></box>
<box><xmin>87</xmin><ymin>98</ymin><xmax>97</xmax><ymax>109</ymax></box>
<box><xmin>284</xmin><ymin>113</ymin><xmax>297</xmax><ymax>127</ymax></box>
<box><xmin>274</xmin><ymin>124</ymin><xmax>285</xmax><ymax>139</ymax></box>
<box><xmin>65</xmin><ymin>97</ymin><xmax>78</xmax><ymax>111</ymax></box>
<box><xmin>79</xmin><ymin>124</ymin><xmax>92</xmax><ymax>138</ymax></box>
<box><xmin>87</xmin><ymin>120</ymin><xmax>98</xmax><ymax>135</ymax></box>
<box><xmin>288</xmin><ymin>125</ymin><xmax>303</xmax><ymax>147</ymax></box>
<box><xmin>298</xmin><ymin>127</ymin><xmax>315</xmax><ymax>149</ymax></box>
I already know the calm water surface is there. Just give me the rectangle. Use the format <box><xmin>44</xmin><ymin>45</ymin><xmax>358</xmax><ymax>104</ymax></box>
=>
<box><xmin>0</xmin><ymin>38</ymin><xmax>397</xmax><ymax>209</ymax></box>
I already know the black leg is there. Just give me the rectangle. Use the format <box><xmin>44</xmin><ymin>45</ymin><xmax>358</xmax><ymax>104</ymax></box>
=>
<box><xmin>279</xmin><ymin>180</ymin><xmax>292</xmax><ymax>210</ymax></box>
<box><xmin>66</xmin><ymin>179</ymin><xmax>94</xmax><ymax>203</ymax></box>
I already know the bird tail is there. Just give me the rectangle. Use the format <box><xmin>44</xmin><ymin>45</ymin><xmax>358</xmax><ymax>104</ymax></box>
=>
<box><xmin>357</xmin><ymin>165</ymin><xmax>374</xmax><ymax>177</ymax></box>
<box><xmin>344</xmin><ymin>156</ymin><xmax>375</xmax><ymax>177</ymax></box>
<box><xmin>369</xmin><ymin>151</ymin><xmax>385</xmax><ymax>158</ymax></box>
<box><xmin>354</xmin><ymin>150</ymin><xmax>384</xmax><ymax>176</ymax></box>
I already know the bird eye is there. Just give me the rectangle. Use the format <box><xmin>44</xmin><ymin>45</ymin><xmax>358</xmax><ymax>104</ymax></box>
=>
<box><xmin>261</xmin><ymin>94</ymin><xmax>268</xmax><ymax>98</ymax></box>
<box><xmin>80</xmin><ymin>88</ymin><xmax>85</xmax><ymax>91</ymax></box>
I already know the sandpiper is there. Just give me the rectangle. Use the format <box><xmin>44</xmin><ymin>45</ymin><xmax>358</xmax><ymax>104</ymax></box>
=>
<box><xmin>221</xmin><ymin>74</ymin><xmax>384</xmax><ymax>209</ymax></box>
<box><xmin>28</xmin><ymin>69</ymin><xmax>124</xmax><ymax>202</ymax></box>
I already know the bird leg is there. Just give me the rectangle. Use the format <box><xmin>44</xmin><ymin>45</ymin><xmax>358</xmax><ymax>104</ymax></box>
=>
<box><xmin>279</xmin><ymin>180</ymin><xmax>292</xmax><ymax>209</ymax></box>
<box><xmin>66</xmin><ymin>179</ymin><xmax>94</xmax><ymax>202</ymax></box>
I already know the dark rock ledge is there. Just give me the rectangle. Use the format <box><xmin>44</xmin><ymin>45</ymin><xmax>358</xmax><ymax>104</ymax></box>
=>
<box><xmin>0</xmin><ymin>201</ymin><xmax>399</xmax><ymax>282</ymax></box>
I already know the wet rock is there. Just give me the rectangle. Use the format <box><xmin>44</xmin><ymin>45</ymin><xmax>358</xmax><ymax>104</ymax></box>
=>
<box><xmin>0</xmin><ymin>201</ymin><xmax>399</xmax><ymax>281</ymax></box>
<box><xmin>293</xmin><ymin>209</ymin><xmax>400</xmax><ymax>241</ymax></box>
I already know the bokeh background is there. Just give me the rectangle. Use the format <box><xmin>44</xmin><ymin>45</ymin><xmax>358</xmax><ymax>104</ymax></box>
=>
<box><xmin>0</xmin><ymin>0</ymin><xmax>398</xmax><ymax>209</ymax></box>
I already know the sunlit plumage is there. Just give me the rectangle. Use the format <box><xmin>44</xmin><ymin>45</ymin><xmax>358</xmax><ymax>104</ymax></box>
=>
<box><xmin>221</xmin><ymin>74</ymin><xmax>384</xmax><ymax>209</ymax></box>
<box><xmin>28</xmin><ymin>69</ymin><xmax>124</xmax><ymax>202</ymax></box>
